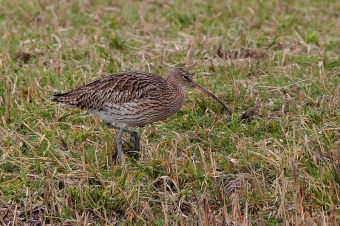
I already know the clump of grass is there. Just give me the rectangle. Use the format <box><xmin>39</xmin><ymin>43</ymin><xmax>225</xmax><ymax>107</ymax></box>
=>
<box><xmin>0</xmin><ymin>0</ymin><xmax>340</xmax><ymax>225</ymax></box>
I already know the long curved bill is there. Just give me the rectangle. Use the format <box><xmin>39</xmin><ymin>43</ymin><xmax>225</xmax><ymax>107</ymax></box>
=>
<box><xmin>192</xmin><ymin>82</ymin><xmax>232</xmax><ymax>115</ymax></box>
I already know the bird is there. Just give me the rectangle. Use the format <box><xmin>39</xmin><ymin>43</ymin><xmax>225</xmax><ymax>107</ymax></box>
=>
<box><xmin>52</xmin><ymin>67</ymin><xmax>232</xmax><ymax>165</ymax></box>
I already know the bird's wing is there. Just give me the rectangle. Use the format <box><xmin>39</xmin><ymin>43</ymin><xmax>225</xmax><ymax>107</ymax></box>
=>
<box><xmin>52</xmin><ymin>71</ymin><xmax>165</xmax><ymax>110</ymax></box>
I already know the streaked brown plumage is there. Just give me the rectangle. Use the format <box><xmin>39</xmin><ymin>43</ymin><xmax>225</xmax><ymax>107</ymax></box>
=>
<box><xmin>52</xmin><ymin>67</ymin><xmax>232</xmax><ymax>165</ymax></box>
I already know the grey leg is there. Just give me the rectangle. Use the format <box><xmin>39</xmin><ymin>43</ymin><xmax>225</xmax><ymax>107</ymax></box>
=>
<box><xmin>104</xmin><ymin>121</ymin><xmax>120</xmax><ymax>131</ymax></box>
<box><xmin>104</xmin><ymin>121</ymin><xmax>141</xmax><ymax>151</ymax></box>
<box><xmin>129</xmin><ymin>131</ymin><xmax>140</xmax><ymax>152</ymax></box>
<box><xmin>116</xmin><ymin>126</ymin><xmax>125</xmax><ymax>165</ymax></box>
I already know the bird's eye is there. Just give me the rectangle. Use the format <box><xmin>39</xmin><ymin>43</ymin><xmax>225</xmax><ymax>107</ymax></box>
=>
<box><xmin>183</xmin><ymin>75</ymin><xmax>189</xmax><ymax>80</ymax></box>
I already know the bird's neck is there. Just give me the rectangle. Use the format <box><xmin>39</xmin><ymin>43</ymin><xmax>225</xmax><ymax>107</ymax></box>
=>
<box><xmin>163</xmin><ymin>83</ymin><xmax>186</xmax><ymax>115</ymax></box>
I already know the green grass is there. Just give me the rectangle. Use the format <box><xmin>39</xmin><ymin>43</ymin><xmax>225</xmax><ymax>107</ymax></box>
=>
<box><xmin>1</xmin><ymin>0</ymin><xmax>340</xmax><ymax>225</ymax></box>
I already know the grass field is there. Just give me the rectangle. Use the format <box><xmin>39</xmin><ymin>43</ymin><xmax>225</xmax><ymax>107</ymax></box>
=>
<box><xmin>1</xmin><ymin>0</ymin><xmax>340</xmax><ymax>225</ymax></box>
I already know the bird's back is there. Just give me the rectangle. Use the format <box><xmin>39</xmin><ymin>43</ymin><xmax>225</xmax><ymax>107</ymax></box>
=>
<box><xmin>52</xmin><ymin>71</ymin><xmax>185</xmax><ymax>126</ymax></box>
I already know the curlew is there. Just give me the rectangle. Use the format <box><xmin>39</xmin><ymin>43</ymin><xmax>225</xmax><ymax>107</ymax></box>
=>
<box><xmin>52</xmin><ymin>67</ymin><xmax>232</xmax><ymax>165</ymax></box>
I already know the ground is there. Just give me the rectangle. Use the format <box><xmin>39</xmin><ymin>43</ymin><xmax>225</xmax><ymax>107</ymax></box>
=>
<box><xmin>0</xmin><ymin>0</ymin><xmax>340</xmax><ymax>225</ymax></box>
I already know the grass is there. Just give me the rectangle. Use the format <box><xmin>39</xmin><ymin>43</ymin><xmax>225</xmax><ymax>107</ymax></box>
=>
<box><xmin>0</xmin><ymin>0</ymin><xmax>340</xmax><ymax>225</ymax></box>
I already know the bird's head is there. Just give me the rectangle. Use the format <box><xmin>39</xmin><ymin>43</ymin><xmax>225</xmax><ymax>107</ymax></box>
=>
<box><xmin>166</xmin><ymin>67</ymin><xmax>195</xmax><ymax>89</ymax></box>
<box><xmin>166</xmin><ymin>67</ymin><xmax>232</xmax><ymax>115</ymax></box>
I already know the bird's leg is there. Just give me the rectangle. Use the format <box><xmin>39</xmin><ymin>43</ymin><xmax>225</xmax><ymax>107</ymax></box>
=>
<box><xmin>116</xmin><ymin>126</ymin><xmax>125</xmax><ymax>165</ymax></box>
<box><xmin>103</xmin><ymin>121</ymin><xmax>140</xmax><ymax>151</ymax></box>
<box><xmin>117</xmin><ymin>128</ymin><xmax>140</xmax><ymax>152</ymax></box>
<box><xmin>104</xmin><ymin>121</ymin><xmax>120</xmax><ymax>131</ymax></box>
<box><xmin>127</xmin><ymin>130</ymin><xmax>140</xmax><ymax>152</ymax></box>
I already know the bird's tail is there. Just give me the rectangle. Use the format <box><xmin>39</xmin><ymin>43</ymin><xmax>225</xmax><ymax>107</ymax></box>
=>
<box><xmin>50</xmin><ymin>93</ymin><xmax>67</xmax><ymax>103</ymax></box>
<box><xmin>51</xmin><ymin>93</ymin><xmax>80</xmax><ymax>108</ymax></box>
